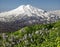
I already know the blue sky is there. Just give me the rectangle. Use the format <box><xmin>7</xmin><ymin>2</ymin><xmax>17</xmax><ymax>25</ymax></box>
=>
<box><xmin>0</xmin><ymin>0</ymin><xmax>60</xmax><ymax>12</ymax></box>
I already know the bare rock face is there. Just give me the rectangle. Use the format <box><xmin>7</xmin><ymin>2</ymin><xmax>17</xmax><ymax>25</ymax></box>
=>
<box><xmin>0</xmin><ymin>5</ymin><xmax>60</xmax><ymax>32</ymax></box>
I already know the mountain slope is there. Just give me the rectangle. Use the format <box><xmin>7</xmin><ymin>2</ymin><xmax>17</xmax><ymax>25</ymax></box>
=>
<box><xmin>0</xmin><ymin>5</ymin><xmax>60</xmax><ymax>32</ymax></box>
<box><xmin>0</xmin><ymin>5</ymin><xmax>60</xmax><ymax>22</ymax></box>
<box><xmin>0</xmin><ymin>20</ymin><xmax>60</xmax><ymax>47</ymax></box>
<box><xmin>0</xmin><ymin>5</ymin><xmax>45</xmax><ymax>22</ymax></box>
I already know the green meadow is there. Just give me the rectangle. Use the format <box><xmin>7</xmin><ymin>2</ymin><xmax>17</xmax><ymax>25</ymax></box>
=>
<box><xmin>0</xmin><ymin>21</ymin><xmax>60</xmax><ymax>47</ymax></box>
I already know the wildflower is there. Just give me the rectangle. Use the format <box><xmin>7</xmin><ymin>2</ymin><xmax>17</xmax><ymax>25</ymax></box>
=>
<box><xmin>35</xmin><ymin>31</ymin><xmax>39</xmax><ymax>34</ymax></box>
<box><xmin>28</xmin><ymin>33</ymin><xmax>32</xmax><ymax>38</ymax></box>
<box><xmin>23</xmin><ymin>34</ymin><xmax>27</xmax><ymax>40</ymax></box>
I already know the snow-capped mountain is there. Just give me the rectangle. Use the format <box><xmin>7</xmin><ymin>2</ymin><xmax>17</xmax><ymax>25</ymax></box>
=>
<box><xmin>0</xmin><ymin>5</ymin><xmax>60</xmax><ymax>22</ymax></box>
<box><xmin>0</xmin><ymin>5</ymin><xmax>60</xmax><ymax>32</ymax></box>
<box><xmin>0</xmin><ymin>5</ymin><xmax>45</xmax><ymax>22</ymax></box>
<box><xmin>45</xmin><ymin>10</ymin><xmax>60</xmax><ymax>22</ymax></box>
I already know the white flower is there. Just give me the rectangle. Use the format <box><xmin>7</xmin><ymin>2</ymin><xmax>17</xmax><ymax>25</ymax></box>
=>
<box><xmin>5</xmin><ymin>42</ymin><xmax>10</xmax><ymax>46</ymax></box>
<box><xmin>55</xmin><ymin>28</ymin><xmax>58</xmax><ymax>30</ymax></box>
<box><xmin>39</xmin><ymin>30</ymin><xmax>42</xmax><ymax>34</ymax></box>
<box><xmin>52</xmin><ymin>27</ymin><xmax>55</xmax><ymax>29</ymax></box>
<box><xmin>23</xmin><ymin>34</ymin><xmax>27</xmax><ymax>40</ymax></box>
<box><xmin>42</xmin><ymin>28</ymin><xmax>45</xmax><ymax>30</ymax></box>
<box><xmin>24</xmin><ymin>40</ymin><xmax>29</xmax><ymax>45</ymax></box>
<box><xmin>12</xmin><ymin>42</ymin><xmax>15</xmax><ymax>44</ymax></box>
<box><xmin>31</xmin><ymin>38</ymin><xmax>33</xmax><ymax>42</ymax></box>
<box><xmin>28</xmin><ymin>33</ymin><xmax>32</xmax><ymax>38</ymax></box>
<box><xmin>8</xmin><ymin>38</ymin><xmax>13</xmax><ymax>41</ymax></box>
<box><xmin>45</xmin><ymin>28</ymin><xmax>48</xmax><ymax>30</ymax></box>
<box><xmin>35</xmin><ymin>31</ymin><xmax>39</xmax><ymax>34</ymax></box>
<box><xmin>2</xmin><ymin>33</ymin><xmax>6</xmax><ymax>39</ymax></box>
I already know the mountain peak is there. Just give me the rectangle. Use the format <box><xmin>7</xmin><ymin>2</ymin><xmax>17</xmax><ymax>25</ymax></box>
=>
<box><xmin>0</xmin><ymin>5</ymin><xmax>45</xmax><ymax>17</ymax></box>
<box><xmin>0</xmin><ymin>4</ymin><xmax>60</xmax><ymax>24</ymax></box>
<box><xmin>26</xmin><ymin>5</ymin><xmax>32</xmax><ymax>8</ymax></box>
<box><xmin>17</xmin><ymin>5</ymin><xmax>31</xmax><ymax>9</ymax></box>
<box><xmin>10</xmin><ymin>5</ymin><xmax>44</xmax><ymax>16</ymax></box>
<box><xmin>13</xmin><ymin>5</ymin><xmax>32</xmax><ymax>12</ymax></box>
<box><xmin>16</xmin><ymin>5</ymin><xmax>33</xmax><ymax>10</ymax></box>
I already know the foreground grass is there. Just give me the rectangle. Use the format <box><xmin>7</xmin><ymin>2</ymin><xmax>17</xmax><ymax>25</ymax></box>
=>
<box><xmin>0</xmin><ymin>21</ymin><xmax>60</xmax><ymax>47</ymax></box>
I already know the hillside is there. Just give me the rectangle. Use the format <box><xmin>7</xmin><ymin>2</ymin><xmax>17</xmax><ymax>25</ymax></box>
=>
<box><xmin>0</xmin><ymin>20</ymin><xmax>60</xmax><ymax>47</ymax></box>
